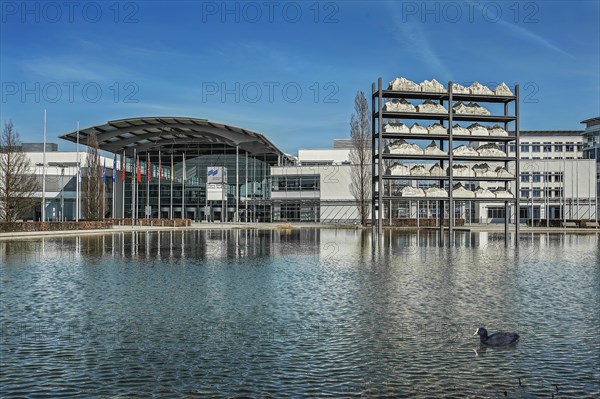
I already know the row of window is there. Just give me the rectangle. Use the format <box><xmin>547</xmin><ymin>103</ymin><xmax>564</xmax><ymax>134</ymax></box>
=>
<box><xmin>273</xmin><ymin>202</ymin><xmax>320</xmax><ymax>222</ymax></box>
<box><xmin>520</xmin><ymin>188</ymin><xmax>563</xmax><ymax>198</ymax></box>
<box><xmin>520</xmin><ymin>172</ymin><xmax>563</xmax><ymax>183</ymax></box>
<box><xmin>501</xmin><ymin>144</ymin><xmax>578</xmax><ymax>153</ymax></box>
<box><xmin>522</xmin><ymin>156</ymin><xmax>578</xmax><ymax>159</ymax></box>
<box><xmin>272</xmin><ymin>175</ymin><xmax>320</xmax><ymax>191</ymax></box>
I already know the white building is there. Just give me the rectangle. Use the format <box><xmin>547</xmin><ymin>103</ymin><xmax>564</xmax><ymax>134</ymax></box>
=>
<box><xmin>14</xmin><ymin>124</ymin><xmax>598</xmax><ymax>225</ymax></box>
<box><xmin>582</xmin><ymin>117</ymin><xmax>600</xmax><ymax>215</ymax></box>
<box><xmin>271</xmin><ymin>129</ymin><xmax>598</xmax><ymax>225</ymax></box>
<box><xmin>21</xmin><ymin>143</ymin><xmax>117</xmax><ymax>221</ymax></box>
<box><xmin>472</xmin><ymin>130</ymin><xmax>597</xmax><ymax>224</ymax></box>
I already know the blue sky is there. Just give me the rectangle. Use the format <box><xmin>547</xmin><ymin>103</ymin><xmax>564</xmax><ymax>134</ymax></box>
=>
<box><xmin>1</xmin><ymin>0</ymin><xmax>599</xmax><ymax>154</ymax></box>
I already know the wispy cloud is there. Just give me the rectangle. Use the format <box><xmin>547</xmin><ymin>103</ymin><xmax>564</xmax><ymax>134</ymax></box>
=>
<box><xmin>472</xmin><ymin>4</ymin><xmax>573</xmax><ymax>58</ymax></box>
<box><xmin>21</xmin><ymin>56</ymin><xmax>134</xmax><ymax>82</ymax></box>
<box><xmin>386</xmin><ymin>3</ymin><xmax>453</xmax><ymax>81</ymax></box>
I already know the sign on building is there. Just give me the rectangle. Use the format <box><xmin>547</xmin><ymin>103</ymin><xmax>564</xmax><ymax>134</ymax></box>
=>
<box><xmin>207</xmin><ymin>167</ymin><xmax>227</xmax><ymax>184</ymax></box>
<box><xmin>207</xmin><ymin>167</ymin><xmax>227</xmax><ymax>201</ymax></box>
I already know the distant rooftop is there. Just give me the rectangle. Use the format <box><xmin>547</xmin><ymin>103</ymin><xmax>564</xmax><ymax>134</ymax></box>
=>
<box><xmin>581</xmin><ymin>117</ymin><xmax>600</xmax><ymax>128</ymax></box>
<box><xmin>333</xmin><ymin>139</ymin><xmax>354</xmax><ymax>149</ymax></box>
<box><xmin>513</xmin><ymin>130</ymin><xmax>584</xmax><ymax>136</ymax></box>
<box><xmin>22</xmin><ymin>143</ymin><xmax>58</xmax><ymax>152</ymax></box>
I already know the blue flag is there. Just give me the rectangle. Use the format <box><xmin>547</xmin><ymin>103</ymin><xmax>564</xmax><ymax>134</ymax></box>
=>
<box><xmin>112</xmin><ymin>155</ymin><xmax>117</xmax><ymax>182</ymax></box>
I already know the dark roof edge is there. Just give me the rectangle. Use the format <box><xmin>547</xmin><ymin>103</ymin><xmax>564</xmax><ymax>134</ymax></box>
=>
<box><xmin>581</xmin><ymin>117</ymin><xmax>600</xmax><ymax>124</ymax></box>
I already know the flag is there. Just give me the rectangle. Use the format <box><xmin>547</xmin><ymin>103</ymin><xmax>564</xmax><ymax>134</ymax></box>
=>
<box><xmin>147</xmin><ymin>154</ymin><xmax>151</xmax><ymax>182</ymax></box>
<box><xmin>158</xmin><ymin>152</ymin><xmax>162</xmax><ymax>182</ymax></box>
<box><xmin>170</xmin><ymin>154</ymin><xmax>174</xmax><ymax>181</ymax></box>
<box><xmin>137</xmin><ymin>157</ymin><xmax>141</xmax><ymax>183</ymax></box>
<box><xmin>103</xmin><ymin>158</ymin><xmax>106</xmax><ymax>183</ymax></box>
<box><xmin>112</xmin><ymin>155</ymin><xmax>117</xmax><ymax>182</ymax></box>
<box><xmin>121</xmin><ymin>152</ymin><xmax>125</xmax><ymax>181</ymax></box>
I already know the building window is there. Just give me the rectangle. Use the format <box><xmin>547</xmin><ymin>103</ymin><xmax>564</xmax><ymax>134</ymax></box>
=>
<box><xmin>275</xmin><ymin>201</ymin><xmax>320</xmax><ymax>222</ymax></box>
<box><xmin>520</xmin><ymin>189</ymin><xmax>530</xmax><ymax>198</ymax></box>
<box><xmin>509</xmin><ymin>144</ymin><xmax>516</xmax><ymax>153</ymax></box>
<box><xmin>497</xmin><ymin>143</ymin><xmax>505</xmax><ymax>152</ymax></box>
<box><xmin>532</xmin><ymin>172</ymin><xmax>541</xmax><ymax>182</ymax></box>
<box><xmin>554</xmin><ymin>173</ymin><xmax>563</xmax><ymax>183</ymax></box>
<box><xmin>487</xmin><ymin>207</ymin><xmax>506</xmax><ymax>219</ymax></box>
<box><xmin>520</xmin><ymin>173</ymin><xmax>529</xmax><ymax>182</ymax></box>
<box><xmin>554</xmin><ymin>144</ymin><xmax>563</xmax><ymax>152</ymax></box>
<box><xmin>566</xmin><ymin>144</ymin><xmax>575</xmax><ymax>152</ymax></box>
<box><xmin>273</xmin><ymin>175</ymin><xmax>320</xmax><ymax>191</ymax></box>
<box><xmin>543</xmin><ymin>144</ymin><xmax>552</xmax><ymax>152</ymax></box>
<box><xmin>543</xmin><ymin>172</ymin><xmax>551</xmax><ymax>182</ymax></box>
<box><xmin>532</xmin><ymin>189</ymin><xmax>541</xmax><ymax>197</ymax></box>
<box><xmin>532</xmin><ymin>145</ymin><xmax>540</xmax><ymax>152</ymax></box>
<box><xmin>520</xmin><ymin>144</ymin><xmax>529</xmax><ymax>152</ymax></box>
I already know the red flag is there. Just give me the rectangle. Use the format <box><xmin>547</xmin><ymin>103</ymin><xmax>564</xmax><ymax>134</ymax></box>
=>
<box><xmin>137</xmin><ymin>157</ymin><xmax>141</xmax><ymax>183</ymax></box>
<box><xmin>158</xmin><ymin>152</ymin><xmax>162</xmax><ymax>182</ymax></box>
<box><xmin>121</xmin><ymin>152</ymin><xmax>125</xmax><ymax>181</ymax></box>
<box><xmin>147</xmin><ymin>154</ymin><xmax>151</xmax><ymax>182</ymax></box>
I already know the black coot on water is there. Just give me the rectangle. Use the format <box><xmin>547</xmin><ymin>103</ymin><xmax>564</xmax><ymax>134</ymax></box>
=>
<box><xmin>474</xmin><ymin>327</ymin><xmax>519</xmax><ymax>346</ymax></box>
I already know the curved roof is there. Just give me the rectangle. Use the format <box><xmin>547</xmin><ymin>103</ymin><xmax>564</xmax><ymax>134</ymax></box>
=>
<box><xmin>59</xmin><ymin>116</ymin><xmax>291</xmax><ymax>164</ymax></box>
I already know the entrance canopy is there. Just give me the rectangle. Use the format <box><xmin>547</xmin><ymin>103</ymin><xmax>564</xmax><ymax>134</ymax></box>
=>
<box><xmin>60</xmin><ymin>116</ymin><xmax>292</xmax><ymax>164</ymax></box>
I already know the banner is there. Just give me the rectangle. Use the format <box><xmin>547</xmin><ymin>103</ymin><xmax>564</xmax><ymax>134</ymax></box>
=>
<box><xmin>159</xmin><ymin>152</ymin><xmax>162</xmax><ymax>181</ymax></box>
<box><xmin>121</xmin><ymin>152</ymin><xmax>125</xmax><ymax>181</ymax></box>
<box><xmin>137</xmin><ymin>157</ymin><xmax>141</xmax><ymax>183</ymax></box>
<box><xmin>112</xmin><ymin>155</ymin><xmax>117</xmax><ymax>182</ymax></box>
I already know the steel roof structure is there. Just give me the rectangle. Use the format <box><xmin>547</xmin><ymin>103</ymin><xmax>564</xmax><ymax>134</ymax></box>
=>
<box><xmin>59</xmin><ymin>116</ymin><xmax>292</xmax><ymax>164</ymax></box>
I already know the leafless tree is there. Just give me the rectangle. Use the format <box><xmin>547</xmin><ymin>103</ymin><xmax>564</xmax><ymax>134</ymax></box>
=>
<box><xmin>82</xmin><ymin>132</ymin><xmax>105</xmax><ymax>220</ymax></box>
<box><xmin>0</xmin><ymin>121</ymin><xmax>40</xmax><ymax>221</ymax></box>
<box><xmin>349</xmin><ymin>91</ymin><xmax>372</xmax><ymax>226</ymax></box>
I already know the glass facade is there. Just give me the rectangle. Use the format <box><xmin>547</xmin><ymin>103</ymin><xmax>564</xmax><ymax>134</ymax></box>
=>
<box><xmin>272</xmin><ymin>201</ymin><xmax>320</xmax><ymax>222</ymax></box>
<box><xmin>123</xmin><ymin>152</ymin><xmax>272</xmax><ymax>222</ymax></box>
<box><xmin>272</xmin><ymin>175</ymin><xmax>320</xmax><ymax>192</ymax></box>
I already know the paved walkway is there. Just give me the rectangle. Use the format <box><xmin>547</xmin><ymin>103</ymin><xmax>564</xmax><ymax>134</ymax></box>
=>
<box><xmin>0</xmin><ymin>222</ymin><xmax>597</xmax><ymax>241</ymax></box>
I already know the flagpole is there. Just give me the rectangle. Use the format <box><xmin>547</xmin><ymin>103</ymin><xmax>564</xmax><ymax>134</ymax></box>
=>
<box><xmin>170</xmin><ymin>153</ymin><xmax>173</xmax><ymax>219</ymax></box>
<box><xmin>136</xmin><ymin>155</ymin><xmax>140</xmax><ymax>221</ymax></box>
<box><xmin>103</xmin><ymin>158</ymin><xmax>106</xmax><ymax>219</ymax></box>
<box><xmin>121</xmin><ymin>152</ymin><xmax>125</xmax><ymax>219</ymax></box>
<box><xmin>146</xmin><ymin>153</ymin><xmax>150</xmax><ymax>219</ymax></box>
<box><xmin>132</xmin><ymin>148</ymin><xmax>136</xmax><ymax>223</ymax></box>
<box><xmin>182</xmin><ymin>153</ymin><xmax>186</xmax><ymax>220</ymax></box>
<box><xmin>245</xmin><ymin>151</ymin><xmax>248</xmax><ymax>224</ymax></box>
<box><xmin>112</xmin><ymin>155</ymin><xmax>116</xmax><ymax>219</ymax></box>
<box><xmin>158</xmin><ymin>151</ymin><xmax>161</xmax><ymax>219</ymax></box>
<box><xmin>41</xmin><ymin>109</ymin><xmax>47</xmax><ymax>222</ymax></box>
<box><xmin>76</xmin><ymin>121</ymin><xmax>80</xmax><ymax>222</ymax></box>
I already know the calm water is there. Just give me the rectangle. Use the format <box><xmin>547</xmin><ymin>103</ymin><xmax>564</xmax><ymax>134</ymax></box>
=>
<box><xmin>1</xmin><ymin>229</ymin><xmax>599</xmax><ymax>398</ymax></box>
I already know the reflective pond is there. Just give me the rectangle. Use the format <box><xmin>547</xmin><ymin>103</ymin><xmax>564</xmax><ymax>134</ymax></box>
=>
<box><xmin>1</xmin><ymin>230</ymin><xmax>599</xmax><ymax>397</ymax></box>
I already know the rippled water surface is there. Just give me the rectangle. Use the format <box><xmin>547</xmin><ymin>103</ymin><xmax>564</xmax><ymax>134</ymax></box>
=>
<box><xmin>1</xmin><ymin>230</ymin><xmax>599</xmax><ymax>398</ymax></box>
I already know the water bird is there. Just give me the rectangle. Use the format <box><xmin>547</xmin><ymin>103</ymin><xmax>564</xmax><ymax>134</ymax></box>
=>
<box><xmin>474</xmin><ymin>327</ymin><xmax>520</xmax><ymax>346</ymax></box>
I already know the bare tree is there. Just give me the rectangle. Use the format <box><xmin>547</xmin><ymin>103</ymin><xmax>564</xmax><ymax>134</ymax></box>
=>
<box><xmin>349</xmin><ymin>91</ymin><xmax>372</xmax><ymax>226</ymax></box>
<box><xmin>82</xmin><ymin>132</ymin><xmax>105</xmax><ymax>220</ymax></box>
<box><xmin>0</xmin><ymin>121</ymin><xmax>40</xmax><ymax>221</ymax></box>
